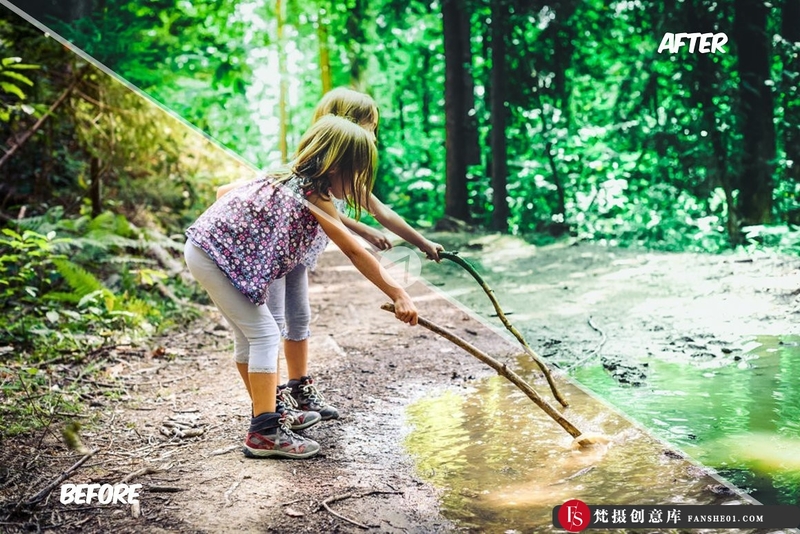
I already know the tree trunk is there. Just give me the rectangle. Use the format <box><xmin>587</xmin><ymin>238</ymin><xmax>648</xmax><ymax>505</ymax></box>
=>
<box><xmin>442</xmin><ymin>0</ymin><xmax>470</xmax><ymax>221</ymax></box>
<box><xmin>346</xmin><ymin>0</ymin><xmax>368</xmax><ymax>90</ymax></box>
<box><xmin>89</xmin><ymin>155</ymin><xmax>102</xmax><ymax>218</ymax></box>
<box><xmin>421</xmin><ymin>49</ymin><xmax>432</xmax><ymax>135</ymax></box>
<box><xmin>690</xmin><ymin>2</ymin><xmax>739</xmax><ymax>243</ymax></box>
<box><xmin>734</xmin><ymin>0</ymin><xmax>776</xmax><ymax>224</ymax></box>
<box><xmin>458</xmin><ymin>5</ymin><xmax>480</xmax><ymax>166</ymax></box>
<box><xmin>490</xmin><ymin>0</ymin><xmax>509</xmax><ymax>233</ymax></box>
<box><xmin>317</xmin><ymin>16</ymin><xmax>332</xmax><ymax>94</ymax></box>
<box><xmin>781</xmin><ymin>0</ymin><xmax>800</xmax><ymax>188</ymax></box>
<box><xmin>277</xmin><ymin>0</ymin><xmax>288</xmax><ymax>163</ymax></box>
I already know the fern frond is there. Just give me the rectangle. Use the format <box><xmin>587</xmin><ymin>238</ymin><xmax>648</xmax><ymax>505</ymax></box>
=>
<box><xmin>52</xmin><ymin>258</ymin><xmax>104</xmax><ymax>297</ymax></box>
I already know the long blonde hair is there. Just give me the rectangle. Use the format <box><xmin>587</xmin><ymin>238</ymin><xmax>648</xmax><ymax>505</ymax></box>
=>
<box><xmin>280</xmin><ymin>114</ymin><xmax>376</xmax><ymax>219</ymax></box>
<box><xmin>312</xmin><ymin>87</ymin><xmax>379</xmax><ymax>133</ymax></box>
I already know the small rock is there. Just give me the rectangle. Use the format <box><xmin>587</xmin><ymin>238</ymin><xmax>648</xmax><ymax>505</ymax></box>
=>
<box><xmin>705</xmin><ymin>484</ymin><xmax>736</xmax><ymax>496</ymax></box>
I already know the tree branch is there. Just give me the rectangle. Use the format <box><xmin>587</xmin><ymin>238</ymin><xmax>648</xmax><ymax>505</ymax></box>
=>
<box><xmin>381</xmin><ymin>303</ymin><xmax>591</xmax><ymax>443</ymax></box>
<box><xmin>438</xmin><ymin>251</ymin><xmax>569</xmax><ymax>407</ymax></box>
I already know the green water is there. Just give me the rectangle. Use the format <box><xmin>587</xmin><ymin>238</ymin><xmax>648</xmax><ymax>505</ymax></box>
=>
<box><xmin>571</xmin><ymin>335</ymin><xmax>800</xmax><ymax>507</ymax></box>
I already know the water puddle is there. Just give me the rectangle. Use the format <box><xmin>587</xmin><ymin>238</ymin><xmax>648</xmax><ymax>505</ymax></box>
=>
<box><xmin>403</xmin><ymin>336</ymin><xmax>800</xmax><ymax>532</ymax></box>
<box><xmin>404</xmin><ymin>377</ymin><xmax>748</xmax><ymax>533</ymax></box>
<box><xmin>570</xmin><ymin>335</ymin><xmax>800</xmax><ymax>507</ymax></box>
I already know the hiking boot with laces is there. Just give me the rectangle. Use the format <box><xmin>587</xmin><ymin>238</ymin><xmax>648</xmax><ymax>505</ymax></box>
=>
<box><xmin>276</xmin><ymin>387</ymin><xmax>321</xmax><ymax>430</ymax></box>
<box><xmin>243</xmin><ymin>412</ymin><xmax>320</xmax><ymax>459</ymax></box>
<box><xmin>285</xmin><ymin>375</ymin><xmax>340</xmax><ymax>420</ymax></box>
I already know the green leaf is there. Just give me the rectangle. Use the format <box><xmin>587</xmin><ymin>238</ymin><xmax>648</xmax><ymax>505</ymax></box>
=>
<box><xmin>53</xmin><ymin>259</ymin><xmax>104</xmax><ymax>297</ymax></box>
<box><xmin>0</xmin><ymin>70</ymin><xmax>34</xmax><ymax>86</ymax></box>
<box><xmin>0</xmin><ymin>81</ymin><xmax>25</xmax><ymax>100</ymax></box>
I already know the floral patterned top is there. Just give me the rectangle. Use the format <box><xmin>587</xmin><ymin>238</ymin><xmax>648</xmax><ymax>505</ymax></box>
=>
<box><xmin>186</xmin><ymin>174</ymin><xmax>328</xmax><ymax>306</ymax></box>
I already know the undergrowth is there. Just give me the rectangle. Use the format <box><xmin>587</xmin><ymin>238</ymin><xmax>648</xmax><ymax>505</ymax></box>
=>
<box><xmin>0</xmin><ymin>208</ymin><xmax>203</xmax><ymax>439</ymax></box>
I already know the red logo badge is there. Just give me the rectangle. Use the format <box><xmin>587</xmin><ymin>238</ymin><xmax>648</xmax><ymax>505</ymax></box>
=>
<box><xmin>557</xmin><ymin>499</ymin><xmax>590</xmax><ymax>532</ymax></box>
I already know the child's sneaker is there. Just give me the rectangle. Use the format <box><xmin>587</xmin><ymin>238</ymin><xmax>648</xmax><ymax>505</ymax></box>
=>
<box><xmin>284</xmin><ymin>375</ymin><xmax>340</xmax><ymax>420</ymax></box>
<box><xmin>276</xmin><ymin>387</ymin><xmax>321</xmax><ymax>430</ymax></box>
<box><xmin>243</xmin><ymin>412</ymin><xmax>320</xmax><ymax>459</ymax></box>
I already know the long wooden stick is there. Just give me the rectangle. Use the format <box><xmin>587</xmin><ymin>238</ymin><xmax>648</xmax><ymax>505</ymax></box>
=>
<box><xmin>438</xmin><ymin>251</ymin><xmax>569</xmax><ymax>407</ymax></box>
<box><xmin>381</xmin><ymin>304</ymin><xmax>582</xmax><ymax>439</ymax></box>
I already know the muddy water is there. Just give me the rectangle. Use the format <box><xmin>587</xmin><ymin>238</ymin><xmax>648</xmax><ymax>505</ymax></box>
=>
<box><xmin>570</xmin><ymin>335</ymin><xmax>800</xmax><ymax>507</ymax></box>
<box><xmin>405</xmin><ymin>379</ymin><xmax>754</xmax><ymax>533</ymax></box>
<box><xmin>407</xmin><ymin>245</ymin><xmax>799</xmax><ymax>530</ymax></box>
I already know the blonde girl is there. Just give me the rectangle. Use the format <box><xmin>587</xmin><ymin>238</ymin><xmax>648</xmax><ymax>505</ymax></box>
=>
<box><xmin>185</xmin><ymin>115</ymin><xmax>417</xmax><ymax>459</ymax></box>
<box><xmin>259</xmin><ymin>88</ymin><xmax>442</xmax><ymax>421</ymax></box>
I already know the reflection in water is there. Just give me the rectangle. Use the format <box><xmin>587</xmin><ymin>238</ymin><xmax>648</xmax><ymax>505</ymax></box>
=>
<box><xmin>405</xmin><ymin>378</ymin><xmax>746</xmax><ymax>533</ymax></box>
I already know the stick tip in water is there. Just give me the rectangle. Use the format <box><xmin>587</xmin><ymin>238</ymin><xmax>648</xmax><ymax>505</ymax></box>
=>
<box><xmin>572</xmin><ymin>432</ymin><xmax>611</xmax><ymax>449</ymax></box>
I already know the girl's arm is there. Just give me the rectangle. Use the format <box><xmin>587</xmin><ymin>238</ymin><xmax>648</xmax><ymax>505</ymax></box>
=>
<box><xmin>366</xmin><ymin>194</ymin><xmax>443</xmax><ymax>261</ymax></box>
<box><xmin>309</xmin><ymin>196</ymin><xmax>418</xmax><ymax>325</ymax></box>
<box><xmin>340</xmin><ymin>215</ymin><xmax>392</xmax><ymax>251</ymax></box>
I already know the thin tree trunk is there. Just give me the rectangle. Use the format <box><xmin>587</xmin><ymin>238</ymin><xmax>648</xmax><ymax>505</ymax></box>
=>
<box><xmin>781</xmin><ymin>0</ymin><xmax>800</xmax><ymax>187</ymax></box>
<box><xmin>734</xmin><ymin>0</ymin><xmax>776</xmax><ymax>224</ymax></box>
<box><xmin>89</xmin><ymin>156</ymin><xmax>102</xmax><ymax>217</ymax></box>
<box><xmin>442</xmin><ymin>0</ymin><xmax>470</xmax><ymax>221</ymax></box>
<box><xmin>459</xmin><ymin>5</ymin><xmax>480</xmax><ymax>166</ymax></box>
<box><xmin>85</xmin><ymin>72</ymin><xmax>103</xmax><ymax>217</ymax></box>
<box><xmin>690</xmin><ymin>2</ymin><xmax>739</xmax><ymax>243</ymax></box>
<box><xmin>490</xmin><ymin>0</ymin><xmax>509</xmax><ymax>233</ymax></box>
<box><xmin>346</xmin><ymin>0</ymin><xmax>368</xmax><ymax>90</ymax></box>
<box><xmin>479</xmin><ymin>12</ymin><xmax>492</xmax><ymax>222</ymax></box>
<box><xmin>318</xmin><ymin>15</ymin><xmax>332</xmax><ymax>94</ymax></box>
<box><xmin>421</xmin><ymin>49</ymin><xmax>432</xmax><ymax>135</ymax></box>
<box><xmin>277</xmin><ymin>0</ymin><xmax>288</xmax><ymax>163</ymax></box>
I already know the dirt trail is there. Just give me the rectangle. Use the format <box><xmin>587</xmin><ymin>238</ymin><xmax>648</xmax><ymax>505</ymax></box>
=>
<box><xmin>2</xmin><ymin>236</ymin><xmax>798</xmax><ymax>533</ymax></box>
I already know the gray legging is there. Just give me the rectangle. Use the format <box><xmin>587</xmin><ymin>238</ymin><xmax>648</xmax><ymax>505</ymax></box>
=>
<box><xmin>266</xmin><ymin>264</ymin><xmax>311</xmax><ymax>342</ymax></box>
<box><xmin>184</xmin><ymin>241</ymin><xmax>311</xmax><ymax>373</ymax></box>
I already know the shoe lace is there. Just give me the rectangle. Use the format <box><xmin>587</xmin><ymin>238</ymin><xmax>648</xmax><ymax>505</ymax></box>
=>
<box><xmin>278</xmin><ymin>413</ymin><xmax>300</xmax><ymax>438</ymax></box>
<box><xmin>278</xmin><ymin>388</ymin><xmax>300</xmax><ymax>410</ymax></box>
<box><xmin>301</xmin><ymin>382</ymin><xmax>327</xmax><ymax>406</ymax></box>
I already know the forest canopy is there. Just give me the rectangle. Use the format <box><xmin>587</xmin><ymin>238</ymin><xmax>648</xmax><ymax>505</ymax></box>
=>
<box><xmin>1</xmin><ymin>0</ymin><xmax>799</xmax><ymax>253</ymax></box>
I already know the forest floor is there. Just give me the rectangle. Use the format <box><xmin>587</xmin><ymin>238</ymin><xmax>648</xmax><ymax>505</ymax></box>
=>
<box><xmin>1</xmin><ymin>233</ymin><xmax>799</xmax><ymax>533</ymax></box>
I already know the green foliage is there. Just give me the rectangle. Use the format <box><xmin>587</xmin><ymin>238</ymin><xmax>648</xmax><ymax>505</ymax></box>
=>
<box><xmin>0</xmin><ymin>208</ymin><xmax>202</xmax><ymax>360</ymax></box>
<box><xmin>0</xmin><ymin>49</ymin><xmax>38</xmax><ymax>121</ymax></box>
<box><xmin>4</xmin><ymin>0</ymin><xmax>796</xmax><ymax>255</ymax></box>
